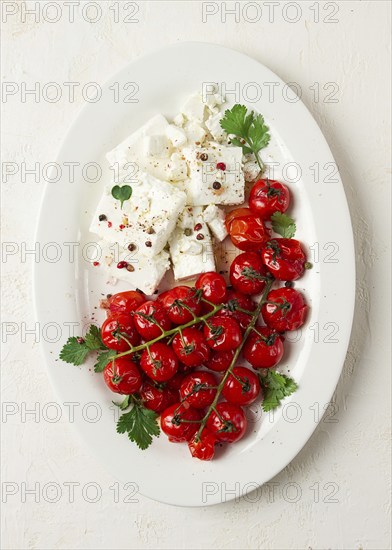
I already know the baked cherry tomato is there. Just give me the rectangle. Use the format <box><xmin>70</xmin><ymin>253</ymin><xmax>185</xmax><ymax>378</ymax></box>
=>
<box><xmin>158</xmin><ymin>286</ymin><xmax>202</xmax><ymax>324</ymax></box>
<box><xmin>160</xmin><ymin>403</ymin><xmax>202</xmax><ymax>442</ymax></box>
<box><xmin>188</xmin><ymin>429</ymin><xmax>216</xmax><ymax>461</ymax></box>
<box><xmin>139</xmin><ymin>381</ymin><xmax>178</xmax><ymax>413</ymax></box>
<box><xmin>230</xmin><ymin>251</ymin><xmax>269</xmax><ymax>295</ymax></box>
<box><xmin>249</xmin><ymin>178</ymin><xmax>290</xmax><ymax>220</ymax></box>
<box><xmin>225</xmin><ymin>207</ymin><xmax>270</xmax><ymax>251</ymax></box>
<box><xmin>262</xmin><ymin>288</ymin><xmax>308</xmax><ymax>332</ymax></box>
<box><xmin>172</xmin><ymin>328</ymin><xmax>210</xmax><ymax>367</ymax></box>
<box><xmin>206</xmin><ymin>402</ymin><xmax>247</xmax><ymax>443</ymax></box>
<box><xmin>140</xmin><ymin>342</ymin><xmax>178</xmax><ymax>382</ymax></box>
<box><xmin>243</xmin><ymin>326</ymin><xmax>284</xmax><ymax>368</ymax></box>
<box><xmin>222</xmin><ymin>366</ymin><xmax>261</xmax><ymax>405</ymax></box>
<box><xmin>195</xmin><ymin>272</ymin><xmax>228</xmax><ymax>305</ymax></box>
<box><xmin>101</xmin><ymin>314</ymin><xmax>140</xmax><ymax>352</ymax></box>
<box><xmin>261</xmin><ymin>239</ymin><xmax>306</xmax><ymax>281</ymax></box>
<box><xmin>103</xmin><ymin>357</ymin><xmax>142</xmax><ymax>394</ymax></box>
<box><xmin>220</xmin><ymin>290</ymin><xmax>256</xmax><ymax>331</ymax></box>
<box><xmin>180</xmin><ymin>371</ymin><xmax>218</xmax><ymax>408</ymax></box>
<box><xmin>206</xmin><ymin>349</ymin><xmax>235</xmax><ymax>372</ymax></box>
<box><xmin>204</xmin><ymin>315</ymin><xmax>242</xmax><ymax>352</ymax></box>
<box><xmin>106</xmin><ymin>290</ymin><xmax>145</xmax><ymax>316</ymax></box>
<box><xmin>134</xmin><ymin>300</ymin><xmax>172</xmax><ymax>340</ymax></box>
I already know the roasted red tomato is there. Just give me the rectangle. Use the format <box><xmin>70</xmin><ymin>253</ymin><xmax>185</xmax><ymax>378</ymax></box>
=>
<box><xmin>160</xmin><ymin>403</ymin><xmax>202</xmax><ymax>442</ymax></box>
<box><xmin>243</xmin><ymin>326</ymin><xmax>284</xmax><ymax>368</ymax></box>
<box><xmin>261</xmin><ymin>239</ymin><xmax>306</xmax><ymax>281</ymax></box>
<box><xmin>172</xmin><ymin>328</ymin><xmax>210</xmax><ymax>367</ymax></box>
<box><xmin>203</xmin><ymin>315</ymin><xmax>242</xmax><ymax>352</ymax></box>
<box><xmin>225</xmin><ymin>207</ymin><xmax>270</xmax><ymax>251</ymax></box>
<box><xmin>158</xmin><ymin>286</ymin><xmax>202</xmax><ymax>324</ymax></box>
<box><xmin>261</xmin><ymin>288</ymin><xmax>308</xmax><ymax>332</ymax></box>
<box><xmin>230</xmin><ymin>251</ymin><xmax>269</xmax><ymax>295</ymax></box>
<box><xmin>249</xmin><ymin>178</ymin><xmax>290</xmax><ymax>220</ymax></box>
<box><xmin>220</xmin><ymin>290</ymin><xmax>256</xmax><ymax>331</ymax></box>
<box><xmin>133</xmin><ymin>300</ymin><xmax>172</xmax><ymax>340</ymax></box>
<box><xmin>195</xmin><ymin>272</ymin><xmax>228</xmax><ymax>305</ymax></box>
<box><xmin>206</xmin><ymin>349</ymin><xmax>235</xmax><ymax>372</ymax></box>
<box><xmin>140</xmin><ymin>342</ymin><xmax>179</xmax><ymax>382</ymax></box>
<box><xmin>139</xmin><ymin>381</ymin><xmax>178</xmax><ymax>413</ymax></box>
<box><xmin>103</xmin><ymin>357</ymin><xmax>142</xmax><ymax>394</ymax></box>
<box><xmin>222</xmin><ymin>366</ymin><xmax>261</xmax><ymax>406</ymax></box>
<box><xmin>180</xmin><ymin>371</ymin><xmax>218</xmax><ymax>408</ymax></box>
<box><xmin>206</xmin><ymin>402</ymin><xmax>247</xmax><ymax>443</ymax></box>
<box><xmin>101</xmin><ymin>314</ymin><xmax>140</xmax><ymax>352</ymax></box>
<box><xmin>188</xmin><ymin>429</ymin><xmax>216</xmax><ymax>461</ymax></box>
<box><xmin>105</xmin><ymin>290</ymin><xmax>145</xmax><ymax>316</ymax></box>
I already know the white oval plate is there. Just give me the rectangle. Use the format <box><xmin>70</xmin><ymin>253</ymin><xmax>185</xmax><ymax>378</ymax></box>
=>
<box><xmin>34</xmin><ymin>43</ymin><xmax>355</xmax><ymax>507</ymax></box>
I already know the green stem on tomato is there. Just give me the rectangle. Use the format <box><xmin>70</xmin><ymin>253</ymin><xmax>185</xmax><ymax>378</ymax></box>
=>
<box><xmin>113</xmin><ymin>303</ymin><xmax>224</xmax><ymax>360</ymax></box>
<box><xmin>195</xmin><ymin>276</ymin><xmax>274</xmax><ymax>441</ymax></box>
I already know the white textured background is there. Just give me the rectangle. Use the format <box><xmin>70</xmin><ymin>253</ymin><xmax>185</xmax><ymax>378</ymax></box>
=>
<box><xmin>1</xmin><ymin>1</ymin><xmax>391</xmax><ymax>549</ymax></box>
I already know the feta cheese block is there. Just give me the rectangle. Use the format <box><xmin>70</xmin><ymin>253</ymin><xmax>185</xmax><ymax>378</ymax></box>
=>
<box><xmin>182</xmin><ymin>143</ymin><xmax>244</xmax><ymax>205</ymax></box>
<box><xmin>205</xmin><ymin>112</ymin><xmax>226</xmax><ymax>142</ymax></box>
<box><xmin>94</xmin><ymin>240</ymin><xmax>170</xmax><ymax>295</ymax></box>
<box><xmin>106</xmin><ymin>114</ymin><xmax>175</xmax><ymax>182</ymax></box>
<box><xmin>181</xmin><ymin>93</ymin><xmax>206</xmax><ymax>122</ymax></box>
<box><xmin>202</xmin><ymin>205</ymin><xmax>228</xmax><ymax>242</ymax></box>
<box><xmin>90</xmin><ymin>171</ymin><xmax>187</xmax><ymax>258</ymax></box>
<box><xmin>169</xmin><ymin>207</ymin><xmax>215</xmax><ymax>280</ymax></box>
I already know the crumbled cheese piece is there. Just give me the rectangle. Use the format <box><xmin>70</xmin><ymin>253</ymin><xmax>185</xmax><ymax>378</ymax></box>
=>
<box><xmin>184</xmin><ymin>121</ymin><xmax>208</xmax><ymax>145</ymax></box>
<box><xmin>205</xmin><ymin>112</ymin><xmax>226</xmax><ymax>142</ymax></box>
<box><xmin>202</xmin><ymin>205</ymin><xmax>228</xmax><ymax>241</ymax></box>
<box><xmin>143</xmin><ymin>135</ymin><xmax>171</xmax><ymax>157</ymax></box>
<box><xmin>166</xmin><ymin>124</ymin><xmax>187</xmax><ymax>148</ymax></box>
<box><xmin>167</xmin><ymin>152</ymin><xmax>188</xmax><ymax>181</ymax></box>
<box><xmin>181</xmin><ymin>93</ymin><xmax>206</xmax><ymax>122</ymax></box>
<box><xmin>243</xmin><ymin>160</ymin><xmax>260</xmax><ymax>182</ymax></box>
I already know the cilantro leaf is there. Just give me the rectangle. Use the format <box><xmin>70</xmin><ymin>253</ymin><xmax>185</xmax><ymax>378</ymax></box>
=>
<box><xmin>113</xmin><ymin>395</ymin><xmax>131</xmax><ymax>410</ymax></box>
<box><xmin>117</xmin><ymin>404</ymin><xmax>160</xmax><ymax>450</ymax></box>
<box><xmin>85</xmin><ymin>325</ymin><xmax>105</xmax><ymax>350</ymax></box>
<box><xmin>259</xmin><ymin>370</ymin><xmax>298</xmax><ymax>412</ymax></box>
<box><xmin>111</xmin><ymin>184</ymin><xmax>132</xmax><ymax>208</ymax></box>
<box><xmin>270</xmin><ymin>212</ymin><xmax>296</xmax><ymax>238</ymax></box>
<box><xmin>220</xmin><ymin>104</ymin><xmax>270</xmax><ymax>170</ymax></box>
<box><xmin>59</xmin><ymin>337</ymin><xmax>91</xmax><ymax>366</ymax></box>
<box><xmin>94</xmin><ymin>349</ymin><xmax>116</xmax><ymax>373</ymax></box>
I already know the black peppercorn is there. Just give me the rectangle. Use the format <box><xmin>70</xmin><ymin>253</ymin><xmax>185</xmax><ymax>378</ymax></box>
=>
<box><xmin>98</xmin><ymin>214</ymin><xmax>107</xmax><ymax>221</ymax></box>
<box><xmin>213</xmin><ymin>181</ymin><xmax>222</xmax><ymax>190</ymax></box>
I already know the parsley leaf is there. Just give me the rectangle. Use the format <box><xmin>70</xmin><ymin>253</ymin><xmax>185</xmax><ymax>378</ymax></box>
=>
<box><xmin>220</xmin><ymin>104</ymin><xmax>270</xmax><ymax>171</ymax></box>
<box><xmin>270</xmin><ymin>212</ymin><xmax>296</xmax><ymax>238</ymax></box>
<box><xmin>259</xmin><ymin>370</ymin><xmax>298</xmax><ymax>412</ymax></box>
<box><xmin>113</xmin><ymin>395</ymin><xmax>131</xmax><ymax>411</ymax></box>
<box><xmin>111</xmin><ymin>184</ymin><xmax>132</xmax><ymax>208</ymax></box>
<box><xmin>59</xmin><ymin>324</ymin><xmax>107</xmax><ymax>367</ymax></box>
<box><xmin>117</xmin><ymin>403</ymin><xmax>160</xmax><ymax>450</ymax></box>
<box><xmin>94</xmin><ymin>349</ymin><xmax>116</xmax><ymax>373</ymax></box>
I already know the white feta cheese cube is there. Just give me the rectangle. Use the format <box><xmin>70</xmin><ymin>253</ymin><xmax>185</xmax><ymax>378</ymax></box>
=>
<box><xmin>182</xmin><ymin>143</ymin><xmax>244</xmax><ymax>206</ymax></box>
<box><xmin>202</xmin><ymin>205</ymin><xmax>228</xmax><ymax>241</ymax></box>
<box><xmin>93</xmin><ymin>241</ymin><xmax>170</xmax><ymax>295</ymax></box>
<box><xmin>90</xmin><ymin>172</ymin><xmax>187</xmax><ymax>258</ymax></box>
<box><xmin>205</xmin><ymin>112</ymin><xmax>226</xmax><ymax>142</ymax></box>
<box><xmin>173</xmin><ymin>113</ymin><xmax>185</xmax><ymax>127</ymax></box>
<box><xmin>181</xmin><ymin>93</ymin><xmax>206</xmax><ymax>122</ymax></box>
<box><xmin>169</xmin><ymin>207</ymin><xmax>215</xmax><ymax>280</ymax></box>
<box><xmin>167</xmin><ymin>153</ymin><xmax>188</xmax><ymax>181</ymax></box>
<box><xmin>243</xmin><ymin>160</ymin><xmax>260</xmax><ymax>182</ymax></box>
<box><xmin>166</xmin><ymin>124</ymin><xmax>187</xmax><ymax>148</ymax></box>
<box><xmin>143</xmin><ymin>135</ymin><xmax>171</xmax><ymax>157</ymax></box>
<box><xmin>184</xmin><ymin>121</ymin><xmax>208</xmax><ymax>145</ymax></box>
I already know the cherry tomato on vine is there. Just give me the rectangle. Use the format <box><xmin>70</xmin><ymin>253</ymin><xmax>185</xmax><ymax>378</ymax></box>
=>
<box><xmin>188</xmin><ymin>429</ymin><xmax>216</xmax><ymax>461</ymax></box>
<box><xmin>133</xmin><ymin>300</ymin><xmax>172</xmax><ymax>340</ymax></box>
<box><xmin>172</xmin><ymin>328</ymin><xmax>210</xmax><ymax>367</ymax></box>
<box><xmin>243</xmin><ymin>326</ymin><xmax>284</xmax><ymax>368</ymax></box>
<box><xmin>261</xmin><ymin>288</ymin><xmax>308</xmax><ymax>332</ymax></box>
<box><xmin>203</xmin><ymin>315</ymin><xmax>242</xmax><ymax>352</ymax></box>
<box><xmin>103</xmin><ymin>357</ymin><xmax>142</xmax><ymax>394</ymax></box>
<box><xmin>158</xmin><ymin>285</ymin><xmax>202</xmax><ymax>324</ymax></box>
<box><xmin>261</xmin><ymin>239</ymin><xmax>306</xmax><ymax>281</ymax></box>
<box><xmin>225</xmin><ymin>207</ymin><xmax>270</xmax><ymax>251</ymax></box>
<box><xmin>220</xmin><ymin>290</ymin><xmax>256</xmax><ymax>332</ymax></box>
<box><xmin>195</xmin><ymin>272</ymin><xmax>228</xmax><ymax>306</ymax></box>
<box><xmin>101</xmin><ymin>314</ymin><xmax>140</xmax><ymax>352</ymax></box>
<box><xmin>206</xmin><ymin>349</ymin><xmax>235</xmax><ymax>372</ymax></box>
<box><xmin>105</xmin><ymin>290</ymin><xmax>145</xmax><ymax>317</ymax></box>
<box><xmin>140</xmin><ymin>342</ymin><xmax>179</xmax><ymax>382</ymax></box>
<box><xmin>180</xmin><ymin>371</ymin><xmax>218</xmax><ymax>409</ymax></box>
<box><xmin>222</xmin><ymin>366</ymin><xmax>261</xmax><ymax>406</ymax></box>
<box><xmin>139</xmin><ymin>380</ymin><xmax>178</xmax><ymax>413</ymax></box>
<box><xmin>230</xmin><ymin>251</ymin><xmax>269</xmax><ymax>295</ymax></box>
<box><xmin>249</xmin><ymin>178</ymin><xmax>290</xmax><ymax>220</ymax></box>
<box><xmin>206</xmin><ymin>402</ymin><xmax>247</xmax><ymax>443</ymax></box>
<box><xmin>160</xmin><ymin>403</ymin><xmax>202</xmax><ymax>442</ymax></box>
